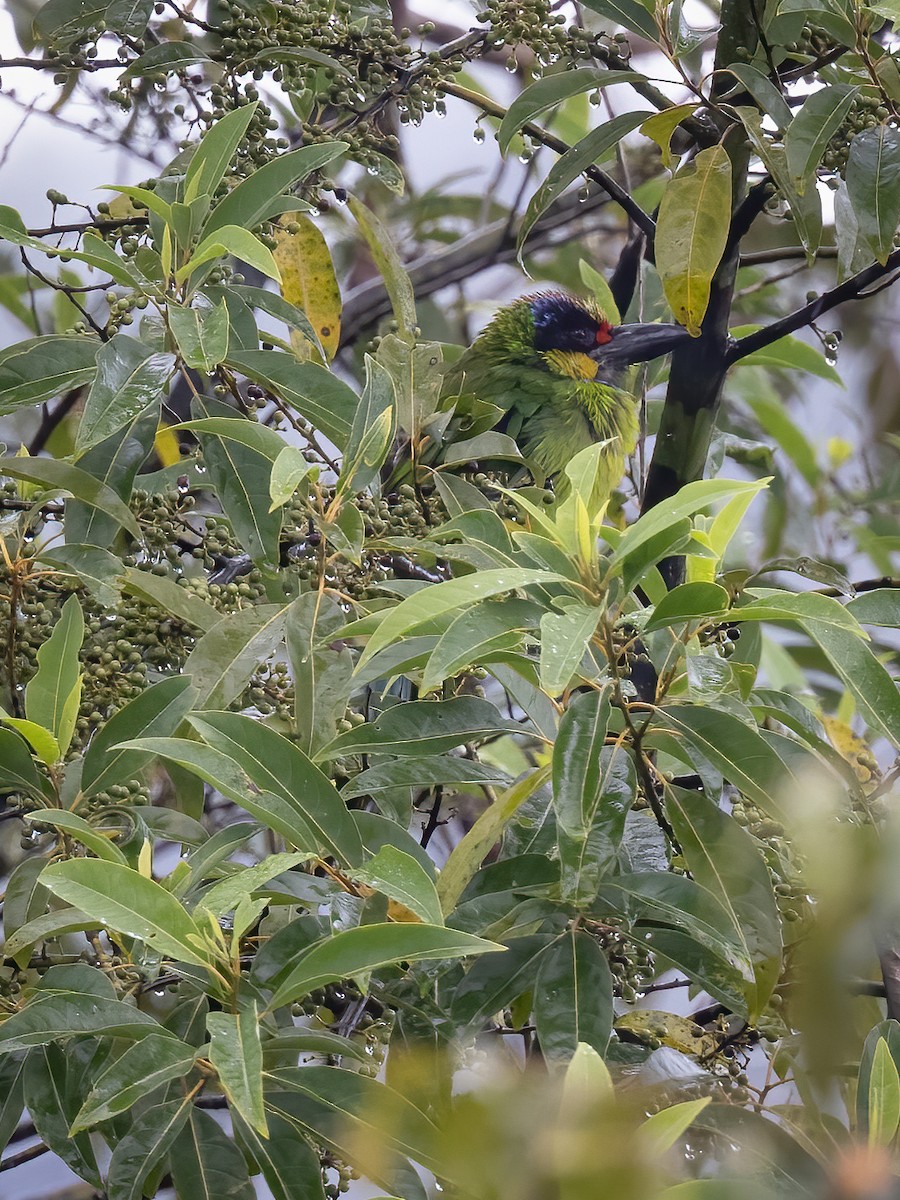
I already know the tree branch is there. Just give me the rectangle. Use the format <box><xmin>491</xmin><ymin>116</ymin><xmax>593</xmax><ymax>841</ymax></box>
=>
<box><xmin>439</xmin><ymin>80</ymin><xmax>656</xmax><ymax>239</ymax></box>
<box><xmin>726</xmin><ymin>246</ymin><xmax>900</xmax><ymax>364</ymax></box>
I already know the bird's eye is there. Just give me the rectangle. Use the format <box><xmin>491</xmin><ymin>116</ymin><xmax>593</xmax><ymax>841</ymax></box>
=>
<box><xmin>595</xmin><ymin>323</ymin><xmax>613</xmax><ymax>346</ymax></box>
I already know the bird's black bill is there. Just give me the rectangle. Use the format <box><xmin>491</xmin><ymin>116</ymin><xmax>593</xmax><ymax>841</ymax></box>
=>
<box><xmin>592</xmin><ymin>322</ymin><xmax>691</xmax><ymax>365</ymax></box>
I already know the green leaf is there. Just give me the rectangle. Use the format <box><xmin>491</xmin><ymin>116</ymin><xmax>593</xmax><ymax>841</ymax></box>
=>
<box><xmin>81</xmin><ymin>675</ymin><xmax>197</xmax><ymax>797</ymax></box>
<box><xmin>641</xmin><ymin>1098</ymin><xmax>712</xmax><ymax>1155</ymax></box>
<box><xmin>735</xmin><ymin>589</ymin><xmax>900</xmax><ymax>747</ymax></box>
<box><xmin>352</xmin><ymin>846</ymin><xmax>443</xmax><ymax>925</ymax></box>
<box><xmin>451</xmin><ymin>933</ymin><xmax>556</xmax><ymax>1025</ymax></box>
<box><xmin>179</xmin><ymin>224</ymin><xmax>281</xmax><ymax>285</ymax></box>
<box><xmin>185</xmin><ymin>101</ymin><xmax>258</xmax><ymax>202</ymax></box>
<box><xmin>269</xmin><ymin>444</ymin><xmax>312</xmax><ymax>511</ymax></box>
<box><xmin>204</xmin><ymin>143</ymin><xmax>348</xmax><ymax>236</ymax></box>
<box><xmin>342</xmin><ymin>755</ymin><xmax>509</xmax><ymax>801</ymax></box>
<box><xmin>724</xmin><ymin>63</ymin><xmax>793</xmax><ymax>131</ymax></box>
<box><xmin>74</xmin><ymin>334</ymin><xmax>175</xmax><ymax>458</ymax></box>
<box><xmin>336</xmin><ymin>354</ymin><xmax>395</xmax><ymax>500</ymax></box>
<box><xmin>184</xmin><ymin>601</ymin><xmax>289</xmax><ymax>709</ymax></box>
<box><xmin>846</xmin><ymin>124</ymin><xmax>900</xmax><ymax>264</ymax></box>
<box><xmin>421</xmin><ymin>597</ymin><xmax>539</xmax><ymax>693</ymax></box>
<box><xmin>38</xmin><ymin>544</ymin><xmax>123</xmax><ymax>609</ymax></box>
<box><xmin>785</xmin><ymin>84</ymin><xmax>858</xmax><ymax>194</ymax></box>
<box><xmin>268</xmin><ymin>923</ymin><xmax>503</xmax><ymax>1011</ymax></box>
<box><xmin>735</xmin><ymin>106</ymin><xmax>822</xmax><ymax>256</ymax></box>
<box><xmin>70</xmin><ymin>1035</ymin><xmax>196</xmax><ymax>1131</ymax></box>
<box><xmin>116</xmin><ymin>734</ymin><xmax>321</xmax><ymax>853</ymax></box>
<box><xmin>170</xmin><ymin>1108</ymin><xmax>256</xmax><ymax>1200</ymax></box>
<box><xmin>0</xmin><ymin>726</ymin><xmax>51</xmax><ymax>800</ymax></box>
<box><xmin>105</xmin><ymin>1095</ymin><xmax>195</xmax><ymax>1200</ymax></box>
<box><xmin>232</xmin><ymin>1109</ymin><xmax>326</xmax><ymax>1200</ymax></box>
<box><xmin>868</xmin><ymin>1037</ymin><xmax>900</xmax><ymax>1148</ymax></box>
<box><xmin>64</xmin><ymin>401</ymin><xmax>158</xmax><ymax>548</ymax></box>
<box><xmin>169</xmin><ymin>299</ymin><xmax>230</xmax><ymax>371</ymax></box>
<box><xmin>357</xmin><ymin>568</ymin><xmax>567</xmax><ymax>670</ymax></box>
<box><xmin>226</xmin><ymin>350</ymin><xmax>358</xmax><ymax>449</ymax></box>
<box><xmin>285</xmin><ymin>592</ymin><xmax>353</xmax><ymax>757</ymax></box>
<box><xmin>25</xmin><ymin>1045</ymin><xmax>102</xmax><ymax>1188</ymax></box>
<box><xmin>554</xmin><ymin>693</ymin><xmax>634</xmax><ymax>904</ymax></box>
<box><xmin>640</xmin><ymin>103</ymin><xmax>699</xmax><ymax>170</ymax></box>
<box><xmin>121</xmin><ymin>39</ymin><xmax>212</xmax><ymax>77</ymax></box>
<box><xmin>189</xmin><ymin>710</ymin><xmax>365</xmax><ymax>866</ymax></box>
<box><xmin>0</xmin><ymin>715</ymin><xmax>59</xmax><ymax>766</ymax></box>
<box><xmin>665</xmin><ymin>786</ymin><xmax>781</xmax><ymax>1018</ymax></box>
<box><xmin>208</xmin><ymin>1004</ymin><xmax>267</xmax><ymax>1136</ymax></box>
<box><xmin>847</xmin><ymin>589</ymin><xmax>900</xmax><ymax>627</ymax></box>
<box><xmin>0</xmin><ymin>1057</ymin><xmax>26</xmax><ymax>1157</ymax></box>
<box><xmin>553</xmin><ymin>689</ymin><xmax>611</xmax><ymax>838</ymax></box>
<box><xmin>34</xmin><ymin>0</ymin><xmax>105</xmax><ymax>43</ymax></box>
<box><xmin>539</xmin><ymin>604</ymin><xmax>599</xmax><ymax>695</ymax></box>
<box><xmin>348</xmin><ymin>196</ymin><xmax>416</xmax><ymax>335</ymax></box>
<box><xmin>0</xmin><ymin>334</ymin><xmax>98</xmax><ymax>409</ymax></box>
<box><xmin>24</xmin><ymin>593</ymin><xmax>84</xmax><ymax>758</ymax></box>
<box><xmin>120</xmin><ymin>565</ymin><xmax>221</xmax><ymax>632</ymax></box>
<box><xmin>318</xmin><ymin>696</ymin><xmax>518</xmax><ymax>759</ymax></box>
<box><xmin>644</xmin><ymin>582</ymin><xmax>731</xmax><ymax>631</ymax></box>
<box><xmin>40</xmin><ymin>859</ymin><xmax>216</xmax><ymax>967</ymax></box>
<box><xmin>189</xmin><ymin>397</ymin><xmax>282</xmax><ymax>565</ymax></box>
<box><xmin>517</xmin><ymin>111</ymin><xmax>650</xmax><ymax>263</ymax></box>
<box><xmin>198</xmin><ymin>852</ymin><xmax>315</xmax><ymax>917</ymax></box>
<box><xmin>0</xmin><ymin>455</ymin><xmax>142</xmax><ymax>540</ymax></box>
<box><xmin>438</xmin><ymin>767</ymin><xmax>550</xmax><ymax>915</ymax></box>
<box><xmin>651</xmin><ymin>705</ymin><xmax>797</xmax><ymax>818</ymax></box>
<box><xmin>579</xmin><ymin>0</ymin><xmax>659</xmax><ymax>41</ymax></box>
<box><xmin>498</xmin><ymin>68</ymin><xmax>642</xmax><ymax>154</ymax></box>
<box><xmin>264</xmin><ymin>1066</ymin><xmax>443</xmax><ymax>1184</ymax></box>
<box><xmin>0</xmin><ymin>992</ymin><xmax>166</xmax><ymax>1052</ymax></box>
<box><xmin>611</xmin><ymin>478</ymin><xmax>768</xmax><ymax>581</ymax></box>
<box><xmin>656</xmin><ymin>144</ymin><xmax>732</xmax><ymax>336</ymax></box>
<box><xmin>23</xmin><ymin>808</ymin><xmax>126</xmax><ymax>863</ymax></box>
<box><xmin>534</xmin><ymin>930</ymin><xmax>614</xmax><ymax>1060</ymax></box>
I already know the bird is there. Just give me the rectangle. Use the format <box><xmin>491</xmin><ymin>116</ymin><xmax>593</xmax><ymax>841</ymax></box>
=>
<box><xmin>442</xmin><ymin>291</ymin><xmax>689</xmax><ymax>501</ymax></box>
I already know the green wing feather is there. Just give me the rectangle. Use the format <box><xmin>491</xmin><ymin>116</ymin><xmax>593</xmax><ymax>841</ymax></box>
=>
<box><xmin>443</xmin><ymin>296</ymin><xmax>638</xmax><ymax>498</ymax></box>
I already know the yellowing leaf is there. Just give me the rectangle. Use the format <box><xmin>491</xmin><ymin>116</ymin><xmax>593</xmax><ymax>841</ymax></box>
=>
<box><xmin>640</xmin><ymin>103</ymin><xmax>698</xmax><ymax>170</ymax></box>
<box><xmin>655</xmin><ymin>144</ymin><xmax>732</xmax><ymax>336</ymax></box>
<box><xmin>274</xmin><ymin>215</ymin><xmax>341</xmax><ymax>362</ymax></box>
<box><xmin>821</xmin><ymin>714</ymin><xmax>880</xmax><ymax>784</ymax></box>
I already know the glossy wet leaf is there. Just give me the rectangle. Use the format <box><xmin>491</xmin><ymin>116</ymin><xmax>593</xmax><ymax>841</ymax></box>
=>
<box><xmin>656</xmin><ymin>144</ymin><xmax>732</xmax><ymax>335</ymax></box>
<box><xmin>75</xmin><ymin>334</ymin><xmax>175</xmax><ymax>458</ymax></box>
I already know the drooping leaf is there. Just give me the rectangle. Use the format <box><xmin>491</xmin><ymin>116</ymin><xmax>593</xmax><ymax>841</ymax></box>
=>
<box><xmin>348</xmin><ymin>196</ymin><xmax>416</xmax><ymax>334</ymax></box>
<box><xmin>273</xmin><ymin>213</ymin><xmax>341</xmax><ymax>360</ymax></box>
<box><xmin>846</xmin><ymin>124</ymin><xmax>900</xmax><ymax>264</ymax></box>
<box><xmin>784</xmin><ymin>84</ymin><xmax>858</xmax><ymax>194</ymax></box>
<box><xmin>655</xmin><ymin>144</ymin><xmax>732</xmax><ymax>335</ymax></box>
<box><xmin>534</xmin><ymin>930</ymin><xmax>614</xmax><ymax>1060</ymax></box>
<box><xmin>169</xmin><ymin>299</ymin><xmax>230</xmax><ymax>372</ymax></box>
<box><xmin>40</xmin><ymin>859</ymin><xmax>216</xmax><ymax>967</ymax></box>
<box><xmin>267</xmin><ymin>923</ymin><xmax>503</xmax><ymax>1010</ymax></box>
<box><xmin>498</xmin><ymin>68</ymin><xmax>642</xmax><ymax>154</ymax></box>
<box><xmin>74</xmin><ymin>334</ymin><xmax>175</xmax><ymax>458</ymax></box>
<box><xmin>23</xmin><ymin>593</ymin><xmax>84</xmax><ymax>758</ymax></box>
<box><xmin>70</xmin><ymin>1035</ymin><xmax>197</xmax><ymax>1131</ymax></box>
<box><xmin>189</xmin><ymin>710</ymin><xmax>365</xmax><ymax>866</ymax></box>
<box><xmin>208</xmin><ymin>1005</ymin><xmax>267</xmax><ymax>1136</ymax></box>
<box><xmin>518</xmin><ymin>111</ymin><xmax>650</xmax><ymax>263</ymax></box>
<box><xmin>0</xmin><ymin>334</ymin><xmax>99</xmax><ymax>409</ymax></box>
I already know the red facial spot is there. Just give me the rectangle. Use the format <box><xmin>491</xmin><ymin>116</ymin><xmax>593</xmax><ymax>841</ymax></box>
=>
<box><xmin>595</xmin><ymin>322</ymin><xmax>613</xmax><ymax>346</ymax></box>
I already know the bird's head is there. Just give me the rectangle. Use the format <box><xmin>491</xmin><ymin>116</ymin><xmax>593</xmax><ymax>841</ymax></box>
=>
<box><xmin>527</xmin><ymin>292</ymin><xmax>689</xmax><ymax>381</ymax></box>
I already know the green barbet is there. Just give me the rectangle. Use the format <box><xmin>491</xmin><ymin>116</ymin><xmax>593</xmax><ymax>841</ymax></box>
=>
<box><xmin>444</xmin><ymin>292</ymin><xmax>688</xmax><ymax>498</ymax></box>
